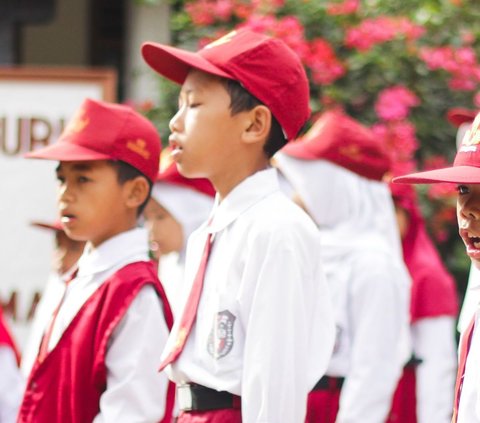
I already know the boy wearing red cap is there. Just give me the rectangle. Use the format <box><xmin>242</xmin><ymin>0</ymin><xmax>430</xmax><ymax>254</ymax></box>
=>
<box><xmin>142</xmin><ymin>29</ymin><xmax>335</xmax><ymax>422</ymax></box>
<box><xmin>446</xmin><ymin>108</ymin><xmax>480</xmax><ymax>337</ymax></box>
<box><xmin>395</xmin><ymin>111</ymin><xmax>480</xmax><ymax>423</ymax></box>
<box><xmin>0</xmin><ymin>305</ymin><xmax>23</xmax><ymax>423</ymax></box>
<box><xmin>276</xmin><ymin>110</ymin><xmax>411</xmax><ymax>423</ymax></box>
<box><xmin>21</xmin><ymin>220</ymin><xmax>85</xmax><ymax>377</ymax></box>
<box><xmin>17</xmin><ymin>98</ymin><xmax>174</xmax><ymax>423</ymax></box>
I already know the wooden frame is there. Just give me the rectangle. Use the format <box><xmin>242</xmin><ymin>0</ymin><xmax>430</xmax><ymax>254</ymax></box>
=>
<box><xmin>0</xmin><ymin>66</ymin><xmax>117</xmax><ymax>101</ymax></box>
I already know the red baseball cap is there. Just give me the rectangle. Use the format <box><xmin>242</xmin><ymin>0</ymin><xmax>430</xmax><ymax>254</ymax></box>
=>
<box><xmin>25</xmin><ymin>98</ymin><xmax>161</xmax><ymax>182</ymax></box>
<box><xmin>141</xmin><ymin>29</ymin><xmax>310</xmax><ymax>140</ymax></box>
<box><xmin>156</xmin><ymin>150</ymin><xmax>215</xmax><ymax>197</ymax></box>
<box><xmin>394</xmin><ymin>111</ymin><xmax>480</xmax><ymax>184</ymax></box>
<box><xmin>31</xmin><ymin>219</ymin><xmax>63</xmax><ymax>232</ymax></box>
<box><xmin>447</xmin><ymin>107</ymin><xmax>477</xmax><ymax>127</ymax></box>
<box><xmin>281</xmin><ymin>110</ymin><xmax>391</xmax><ymax>181</ymax></box>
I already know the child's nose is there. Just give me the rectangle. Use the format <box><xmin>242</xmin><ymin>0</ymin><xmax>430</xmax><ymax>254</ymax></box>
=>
<box><xmin>169</xmin><ymin>108</ymin><xmax>184</xmax><ymax>133</ymax></box>
<box><xmin>58</xmin><ymin>183</ymin><xmax>74</xmax><ymax>203</ymax></box>
<box><xmin>460</xmin><ymin>198</ymin><xmax>480</xmax><ymax>220</ymax></box>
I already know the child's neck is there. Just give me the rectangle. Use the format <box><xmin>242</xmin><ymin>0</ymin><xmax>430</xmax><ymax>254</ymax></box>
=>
<box><xmin>213</xmin><ymin>157</ymin><xmax>270</xmax><ymax>202</ymax></box>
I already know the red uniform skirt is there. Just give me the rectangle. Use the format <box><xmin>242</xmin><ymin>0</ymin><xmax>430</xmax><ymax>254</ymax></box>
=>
<box><xmin>178</xmin><ymin>409</ymin><xmax>242</xmax><ymax>423</ymax></box>
<box><xmin>386</xmin><ymin>363</ymin><xmax>417</xmax><ymax>423</ymax></box>
<box><xmin>305</xmin><ymin>376</ymin><xmax>343</xmax><ymax>423</ymax></box>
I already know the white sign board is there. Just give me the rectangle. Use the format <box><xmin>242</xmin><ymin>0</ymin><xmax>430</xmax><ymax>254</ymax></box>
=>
<box><xmin>0</xmin><ymin>67</ymin><xmax>116</xmax><ymax>349</ymax></box>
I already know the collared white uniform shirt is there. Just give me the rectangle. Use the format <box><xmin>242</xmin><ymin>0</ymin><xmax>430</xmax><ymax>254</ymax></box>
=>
<box><xmin>41</xmin><ymin>228</ymin><xmax>170</xmax><ymax>423</ymax></box>
<box><xmin>412</xmin><ymin>316</ymin><xmax>457</xmax><ymax>423</ymax></box>
<box><xmin>458</xmin><ymin>308</ymin><xmax>480</xmax><ymax>422</ymax></box>
<box><xmin>324</xmin><ymin>248</ymin><xmax>410</xmax><ymax>423</ymax></box>
<box><xmin>164</xmin><ymin>168</ymin><xmax>335</xmax><ymax>423</ymax></box>
<box><xmin>21</xmin><ymin>268</ymin><xmax>75</xmax><ymax>378</ymax></box>
<box><xmin>0</xmin><ymin>347</ymin><xmax>24</xmax><ymax>423</ymax></box>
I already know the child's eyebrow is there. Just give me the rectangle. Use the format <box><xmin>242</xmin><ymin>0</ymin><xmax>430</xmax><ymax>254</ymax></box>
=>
<box><xmin>55</xmin><ymin>162</ymin><xmax>93</xmax><ymax>173</ymax></box>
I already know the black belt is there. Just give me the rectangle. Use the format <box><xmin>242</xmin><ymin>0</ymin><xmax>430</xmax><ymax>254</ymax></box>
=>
<box><xmin>312</xmin><ymin>376</ymin><xmax>345</xmax><ymax>391</ymax></box>
<box><xmin>177</xmin><ymin>383</ymin><xmax>241</xmax><ymax>412</ymax></box>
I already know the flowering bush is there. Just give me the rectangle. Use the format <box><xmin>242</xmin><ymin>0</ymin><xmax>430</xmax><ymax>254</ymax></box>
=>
<box><xmin>139</xmin><ymin>0</ymin><xmax>480</xmax><ymax>286</ymax></box>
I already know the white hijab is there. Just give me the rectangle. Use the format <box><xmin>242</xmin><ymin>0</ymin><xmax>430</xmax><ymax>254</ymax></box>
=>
<box><xmin>151</xmin><ymin>182</ymin><xmax>214</xmax><ymax>258</ymax></box>
<box><xmin>275</xmin><ymin>154</ymin><xmax>404</xmax><ymax>261</ymax></box>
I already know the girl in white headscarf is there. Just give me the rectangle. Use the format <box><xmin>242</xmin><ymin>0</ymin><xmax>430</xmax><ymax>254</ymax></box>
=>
<box><xmin>275</xmin><ymin>110</ymin><xmax>411</xmax><ymax>423</ymax></box>
<box><xmin>143</xmin><ymin>161</ymin><xmax>215</xmax><ymax>315</ymax></box>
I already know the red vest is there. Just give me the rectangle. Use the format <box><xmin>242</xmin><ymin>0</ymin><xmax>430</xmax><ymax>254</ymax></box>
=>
<box><xmin>18</xmin><ymin>261</ymin><xmax>174</xmax><ymax>423</ymax></box>
<box><xmin>0</xmin><ymin>306</ymin><xmax>20</xmax><ymax>365</ymax></box>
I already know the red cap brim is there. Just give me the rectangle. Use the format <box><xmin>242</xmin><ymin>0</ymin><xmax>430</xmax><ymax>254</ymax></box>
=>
<box><xmin>393</xmin><ymin>165</ymin><xmax>480</xmax><ymax>184</ymax></box>
<box><xmin>141</xmin><ymin>42</ymin><xmax>232</xmax><ymax>84</ymax></box>
<box><xmin>30</xmin><ymin>220</ymin><xmax>63</xmax><ymax>231</ymax></box>
<box><xmin>447</xmin><ymin>108</ymin><xmax>477</xmax><ymax>127</ymax></box>
<box><xmin>25</xmin><ymin>142</ymin><xmax>112</xmax><ymax>161</ymax></box>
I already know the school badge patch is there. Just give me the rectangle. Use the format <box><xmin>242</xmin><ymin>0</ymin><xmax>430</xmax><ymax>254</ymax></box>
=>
<box><xmin>207</xmin><ymin>310</ymin><xmax>236</xmax><ymax>359</ymax></box>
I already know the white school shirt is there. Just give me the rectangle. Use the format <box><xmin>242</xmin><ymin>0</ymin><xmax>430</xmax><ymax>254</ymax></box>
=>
<box><xmin>164</xmin><ymin>168</ymin><xmax>335</xmax><ymax>423</ymax></box>
<box><xmin>324</xmin><ymin>248</ymin><xmax>410</xmax><ymax>423</ymax></box>
<box><xmin>43</xmin><ymin>228</ymin><xmax>170</xmax><ymax>423</ymax></box>
<box><xmin>21</xmin><ymin>267</ymin><xmax>76</xmax><ymax>378</ymax></box>
<box><xmin>0</xmin><ymin>347</ymin><xmax>24</xmax><ymax>423</ymax></box>
<box><xmin>412</xmin><ymin>316</ymin><xmax>457</xmax><ymax>423</ymax></box>
<box><xmin>458</xmin><ymin>308</ymin><xmax>480</xmax><ymax>422</ymax></box>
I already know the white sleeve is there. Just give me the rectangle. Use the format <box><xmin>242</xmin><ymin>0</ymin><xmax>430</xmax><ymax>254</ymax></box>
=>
<box><xmin>92</xmin><ymin>285</ymin><xmax>170</xmax><ymax>423</ymax></box>
<box><xmin>336</xmin><ymin>258</ymin><xmax>409</xmax><ymax>423</ymax></box>
<box><xmin>241</xmin><ymin>229</ymin><xmax>334</xmax><ymax>423</ymax></box>
<box><xmin>0</xmin><ymin>346</ymin><xmax>25</xmax><ymax>423</ymax></box>
<box><xmin>412</xmin><ymin>316</ymin><xmax>457</xmax><ymax>423</ymax></box>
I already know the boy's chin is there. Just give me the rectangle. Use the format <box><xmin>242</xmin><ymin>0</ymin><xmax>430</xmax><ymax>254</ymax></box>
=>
<box><xmin>472</xmin><ymin>258</ymin><xmax>480</xmax><ymax>270</ymax></box>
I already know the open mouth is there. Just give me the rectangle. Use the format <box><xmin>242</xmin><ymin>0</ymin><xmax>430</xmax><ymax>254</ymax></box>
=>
<box><xmin>461</xmin><ymin>229</ymin><xmax>480</xmax><ymax>258</ymax></box>
<box><xmin>169</xmin><ymin>139</ymin><xmax>183</xmax><ymax>158</ymax></box>
<box><xmin>60</xmin><ymin>213</ymin><xmax>77</xmax><ymax>224</ymax></box>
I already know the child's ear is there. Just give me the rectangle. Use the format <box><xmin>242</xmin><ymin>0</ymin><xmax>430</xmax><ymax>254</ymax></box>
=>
<box><xmin>125</xmin><ymin>176</ymin><xmax>150</xmax><ymax>210</ymax></box>
<box><xmin>242</xmin><ymin>105</ymin><xmax>272</xmax><ymax>145</ymax></box>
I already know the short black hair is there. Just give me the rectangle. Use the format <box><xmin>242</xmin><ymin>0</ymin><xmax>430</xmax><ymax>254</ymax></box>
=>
<box><xmin>224</xmin><ymin>79</ymin><xmax>287</xmax><ymax>158</ymax></box>
<box><xmin>109</xmin><ymin>160</ymin><xmax>152</xmax><ymax>216</ymax></box>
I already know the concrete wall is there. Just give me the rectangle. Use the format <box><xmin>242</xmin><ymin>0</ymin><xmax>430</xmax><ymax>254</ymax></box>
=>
<box><xmin>20</xmin><ymin>0</ymin><xmax>89</xmax><ymax>65</ymax></box>
<box><xmin>19</xmin><ymin>0</ymin><xmax>170</xmax><ymax>102</ymax></box>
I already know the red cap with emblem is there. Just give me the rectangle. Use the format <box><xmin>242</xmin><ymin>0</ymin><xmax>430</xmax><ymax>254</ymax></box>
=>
<box><xmin>281</xmin><ymin>109</ymin><xmax>390</xmax><ymax>181</ymax></box>
<box><xmin>157</xmin><ymin>150</ymin><xmax>215</xmax><ymax>197</ymax></box>
<box><xmin>141</xmin><ymin>29</ymin><xmax>310</xmax><ymax>141</ymax></box>
<box><xmin>394</xmin><ymin>111</ymin><xmax>480</xmax><ymax>184</ymax></box>
<box><xmin>25</xmin><ymin>98</ymin><xmax>161</xmax><ymax>182</ymax></box>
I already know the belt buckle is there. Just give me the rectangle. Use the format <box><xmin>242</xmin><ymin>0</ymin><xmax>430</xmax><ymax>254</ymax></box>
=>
<box><xmin>177</xmin><ymin>384</ymin><xmax>193</xmax><ymax>411</ymax></box>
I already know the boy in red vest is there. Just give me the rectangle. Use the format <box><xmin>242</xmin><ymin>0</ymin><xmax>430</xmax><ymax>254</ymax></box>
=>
<box><xmin>0</xmin><ymin>305</ymin><xmax>23</xmax><ymax>423</ymax></box>
<box><xmin>141</xmin><ymin>29</ymin><xmax>335</xmax><ymax>422</ymax></box>
<box><xmin>17</xmin><ymin>98</ymin><xmax>174</xmax><ymax>423</ymax></box>
<box><xmin>395</xmin><ymin>111</ymin><xmax>480</xmax><ymax>422</ymax></box>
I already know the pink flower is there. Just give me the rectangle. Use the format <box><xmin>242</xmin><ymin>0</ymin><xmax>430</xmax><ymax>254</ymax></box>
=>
<box><xmin>305</xmin><ymin>38</ymin><xmax>346</xmax><ymax>85</ymax></box>
<box><xmin>372</xmin><ymin>120</ymin><xmax>419</xmax><ymax>162</ymax></box>
<box><xmin>214</xmin><ymin>0</ymin><xmax>234</xmax><ymax>21</ymax></box>
<box><xmin>423</xmin><ymin>155</ymin><xmax>451</xmax><ymax>171</ymax></box>
<box><xmin>326</xmin><ymin>0</ymin><xmax>359</xmax><ymax>16</ymax></box>
<box><xmin>185</xmin><ymin>0</ymin><xmax>215</xmax><ymax>26</ymax></box>
<box><xmin>375</xmin><ymin>86</ymin><xmax>420</xmax><ymax>121</ymax></box>
<box><xmin>345</xmin><ymin>16</ymin><xmax>424</xmax><ymax>51</ymax></box>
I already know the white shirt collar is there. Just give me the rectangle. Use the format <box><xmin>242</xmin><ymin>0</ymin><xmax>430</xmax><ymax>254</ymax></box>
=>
<box><xmin>208</xmin><ymin>168</ymin><xmax>280</xmax><ymax>233</ymax></box>
<box><xmin>77</xmin><ymin>227</ymin><xmax>149</xmax><ymax>276</ymax></box>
